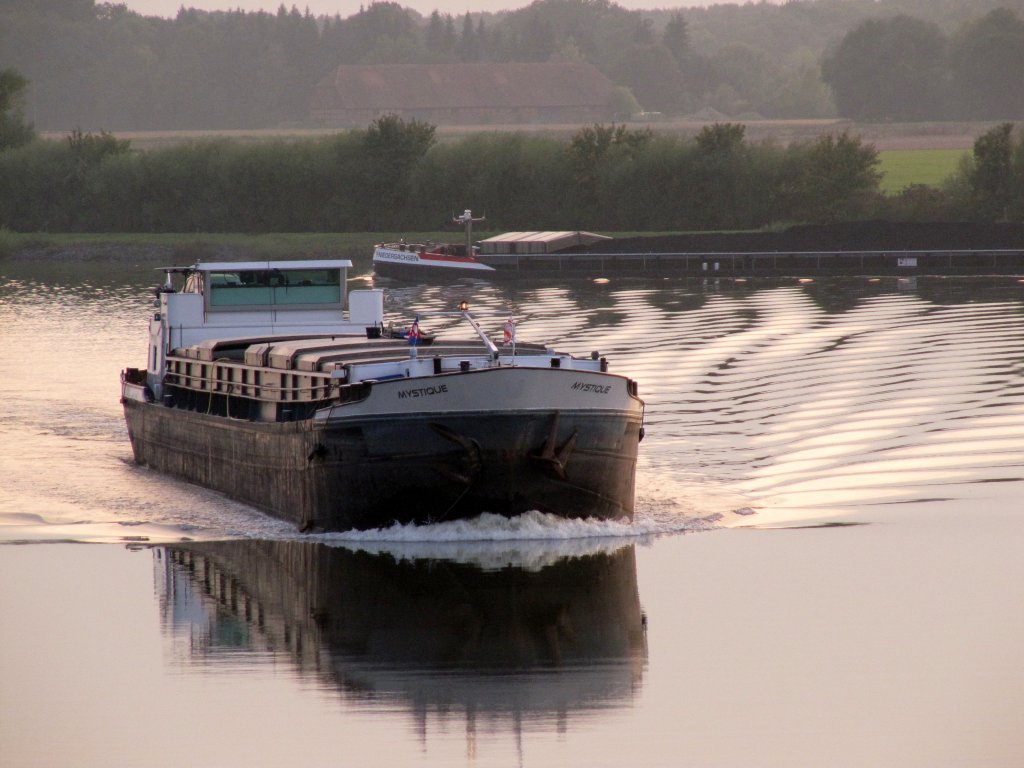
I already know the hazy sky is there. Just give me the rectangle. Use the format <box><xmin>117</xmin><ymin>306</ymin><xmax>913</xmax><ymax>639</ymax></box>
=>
<box><xmin>122</xmin><ymin>0</ymin><xmax>760</xmax><ymax>19</ymax></box>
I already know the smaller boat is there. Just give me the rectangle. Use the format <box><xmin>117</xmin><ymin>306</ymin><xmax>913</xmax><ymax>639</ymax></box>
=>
<box><xmin>373</xmin><ymin>210</ymin><xmax>496</xmax><ymax>280</ymax></box>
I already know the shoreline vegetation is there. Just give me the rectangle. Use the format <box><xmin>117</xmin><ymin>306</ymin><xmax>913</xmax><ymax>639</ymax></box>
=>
<box><xmin>2</xmin><ymin>118</ymin><xmax>1022</xmax><ymax>236</ymax></box>
<box><xmin>31</xmin><ymin>122</ymin><xmax>977</xmax><ymax>195</ymax></box>
<box><xmin>33</xmin><ymin>118</ymin><xmax>993</xmax><ymax>152</ymax></box>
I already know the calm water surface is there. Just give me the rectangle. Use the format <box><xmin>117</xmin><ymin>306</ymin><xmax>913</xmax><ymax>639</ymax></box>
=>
<box><xmin>3</xmin><ymin>256</ymin><xmax>1024</xmax><ymax>767</ymax></box>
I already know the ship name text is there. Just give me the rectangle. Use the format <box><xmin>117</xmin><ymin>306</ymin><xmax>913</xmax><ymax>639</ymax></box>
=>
<box><xmin>397</xmin><ymin>384</ymin><xmax>449</xmax><ymax>399</ymax></box>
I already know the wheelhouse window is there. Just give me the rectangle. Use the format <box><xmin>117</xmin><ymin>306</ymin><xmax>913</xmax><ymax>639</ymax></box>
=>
<box><xmin>206</xmin><ymin>268</ymin><xmax>343</xmax><ymax>308</ymax></box>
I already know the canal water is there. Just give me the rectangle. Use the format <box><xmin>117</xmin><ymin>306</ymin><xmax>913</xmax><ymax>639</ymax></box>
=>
<box><xmin>3</xmin><ymin>255</ymin><xmax>1024</xmax><ymax>767</ymax></box>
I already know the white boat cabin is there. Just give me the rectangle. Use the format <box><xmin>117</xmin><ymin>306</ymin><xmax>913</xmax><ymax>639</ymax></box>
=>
<box><xmin>130</xmin><ymin>258</ymin><xmax>620</xmax><ymax>424</ymax></box>
<box><xmin>147</xmin><ymin>260</ymin><xmax>384</xmax><ymax>396</ymax></box>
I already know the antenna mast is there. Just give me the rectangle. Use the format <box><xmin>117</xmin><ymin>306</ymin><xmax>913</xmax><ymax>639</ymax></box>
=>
<box><xmin>453</xmin><ymin>209</ymin><xmax>485</xmax><ymax>255</ymax></box>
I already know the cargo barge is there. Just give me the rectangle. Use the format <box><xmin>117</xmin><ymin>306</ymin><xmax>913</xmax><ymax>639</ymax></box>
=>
<box><xmin>121</xmin><ymin>259</ymin><xmax>644</xmax><ymax>531</ymax></box>
<box><xmin>473</xmin><ymin>221</ymin><xmax>1024</xmax><ymax>277</ymax></box>
<box><xmin>373</xmin><ymin>209</ymin><xmax>613</xmax><ymax>281</ymax></box>
<box><xmin>376</xmin><ymin>220</ymin><xmax>1024</xmax><ymax>279</ymax></box>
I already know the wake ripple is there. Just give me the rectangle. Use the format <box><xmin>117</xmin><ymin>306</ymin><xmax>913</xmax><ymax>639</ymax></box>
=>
<box><xmin>383</xmin><ymin>278</ymin><xmax>1024</xmax><ymax>526</ymax></box>
<box><xmin>8</xmin><ymin>274</ymin><xmax>1024</xmax><ymax>541</ymax></box>
<box><xmin>604</xmin><ymin>283</ymin><xmax>1024</xmax><ymax>523</ymax></box>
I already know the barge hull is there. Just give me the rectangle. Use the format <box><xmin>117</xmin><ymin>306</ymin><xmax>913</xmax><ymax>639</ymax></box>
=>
<box><xmin>372</xmin><ymin>260</ymin><xmax>495</xmax><ymax>281</ymax></box>
<box><xmin>123</xmin><ymin>398</ymin><xmax>641</xmax><ymax>531</ymax></box>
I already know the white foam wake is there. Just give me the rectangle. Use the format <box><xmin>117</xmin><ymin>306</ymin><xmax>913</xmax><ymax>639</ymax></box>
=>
<box><xmin>297</xmin><ymin>508</ymin><xmax>721</xmax><ymax>569</ymax></box>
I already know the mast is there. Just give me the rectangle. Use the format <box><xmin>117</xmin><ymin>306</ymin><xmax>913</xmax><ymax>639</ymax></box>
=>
<box><xmin>453</xmin><ymin>209</ymin><xmax>485</xmax><ymax>255</ymax></box>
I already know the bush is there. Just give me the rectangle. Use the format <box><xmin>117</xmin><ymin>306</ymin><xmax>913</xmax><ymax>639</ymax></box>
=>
<box><xmin>5</xmin><ymin>122</ymin><xmax>978</xmax><ymax>233</ymax></box>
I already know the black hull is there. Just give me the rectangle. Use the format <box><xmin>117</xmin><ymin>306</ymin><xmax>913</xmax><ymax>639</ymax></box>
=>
<box><xmin>123</xmin><ymin>398</ymin><xmax>641</xmax><ymax>531</ymax></box>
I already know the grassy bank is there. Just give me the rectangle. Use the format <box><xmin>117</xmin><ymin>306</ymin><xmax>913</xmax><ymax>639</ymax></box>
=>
<box><xmin>0</xmin><ymin>231</ymin><xmax>459</xmax><ymax>272</ymax></box>
<box><xmin>0</xmin><ymin>229</ymin><xmax>679</xmax><ymax>263</ymax></box>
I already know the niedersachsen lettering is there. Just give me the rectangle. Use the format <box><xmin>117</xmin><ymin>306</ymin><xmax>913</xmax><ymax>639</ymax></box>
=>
<box><xmin>378</xmin><ymin>249</ymin><xmax>420</xmax><ymax>263</ymax></box>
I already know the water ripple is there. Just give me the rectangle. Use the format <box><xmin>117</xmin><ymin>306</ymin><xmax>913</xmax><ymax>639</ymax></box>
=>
<box><xmin>5</xmin><ymin>270</ymin><xmax>1024</xmax><ymax>537</ymax></box>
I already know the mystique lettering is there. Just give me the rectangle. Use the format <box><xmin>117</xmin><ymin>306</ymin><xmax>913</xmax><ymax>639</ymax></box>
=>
<box><xmin>397</xmin><ymin>384</ymin><xmax>449</xmax><ymax>399</ymax></box>
<box><xmin>571</xmin><ymin>381</ymin><xmax>612</xmax><ymax>394</ymax></box>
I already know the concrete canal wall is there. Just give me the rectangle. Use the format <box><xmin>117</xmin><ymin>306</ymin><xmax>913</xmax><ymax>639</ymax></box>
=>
<box><xmin>483</xmin><ymin>221</ymin><xmax>1024</xmax><ymax>277</ymax></box>
<box><xmin>482</xmin><ymin>248</ymin><xmax>1024</xmax><ymax>277</ymax></box>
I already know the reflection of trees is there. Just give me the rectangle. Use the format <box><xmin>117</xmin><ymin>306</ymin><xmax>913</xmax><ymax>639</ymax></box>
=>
<box><xmin>155</xmin><ymin>541</ymin><xmax>647</xmax><ymax>719</ymax></box>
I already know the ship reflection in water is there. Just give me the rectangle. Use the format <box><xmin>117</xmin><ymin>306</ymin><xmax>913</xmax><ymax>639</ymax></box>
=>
<box><xmin>154</xmin><ymin>541</ymin><xmax>647</xmax><ymax>735</ymax></box>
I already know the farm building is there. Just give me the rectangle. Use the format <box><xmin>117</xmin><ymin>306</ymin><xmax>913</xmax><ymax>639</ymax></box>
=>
<box><xmin>310</xmin><ymin>62</ymin><xmax>618</xmax><ymax>126</ymax></box>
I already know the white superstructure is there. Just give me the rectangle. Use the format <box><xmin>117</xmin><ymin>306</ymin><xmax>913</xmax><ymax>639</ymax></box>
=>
<box><xmin>146</xmin><ymin>260</ymin><xmax>384</xmax><ymax>398</ymax></box>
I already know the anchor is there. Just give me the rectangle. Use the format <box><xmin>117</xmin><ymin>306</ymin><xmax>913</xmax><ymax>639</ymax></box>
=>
<box><xmin>531</xmin><ymin>411</ymin><xmax>577</xmax><ymax>481</ymax></box>
<box><xmin>429</xmin><ymin>422</ymin><xmax>483</xmax><ymax>485</ymax></box>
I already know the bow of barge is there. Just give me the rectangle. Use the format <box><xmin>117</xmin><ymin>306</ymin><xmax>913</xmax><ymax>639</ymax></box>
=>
<box><xmin>121</xmin><ymin>259</ymin><xmax>643</xmax><ymax>531</ymax></box>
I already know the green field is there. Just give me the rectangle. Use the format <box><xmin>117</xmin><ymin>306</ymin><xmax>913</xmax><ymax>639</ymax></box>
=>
<box><xmin>878</xmin><ymin>148</ymin><xmax>967</xmax><ymax>194</ymax></box>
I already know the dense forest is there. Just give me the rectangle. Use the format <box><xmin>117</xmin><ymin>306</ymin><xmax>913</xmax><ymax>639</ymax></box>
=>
<box><xmin>2</xmin><ymin>0</ymin><xmax>1023</xmax><ymax>233</ymax></box>
<box><xmin>2</xmin><ymin>0</ymin><xmax>1024</xmax><ymax>130</ymax></box>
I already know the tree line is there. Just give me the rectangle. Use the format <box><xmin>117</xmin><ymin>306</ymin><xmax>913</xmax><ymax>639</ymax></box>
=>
<box><xmin>1</xmin><ymin>114</ymin><xmax>1021</xmax><ymax>234</ymax></box>
<box><xmin>2</xmin><ymin>0</ymin><xmax>1024</xmax><ymax>131</ymax></box>
<box><xmin>823</xmin><ymin>9</ymin><xmax>1024</xmax><ymax>121</ymax></box>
